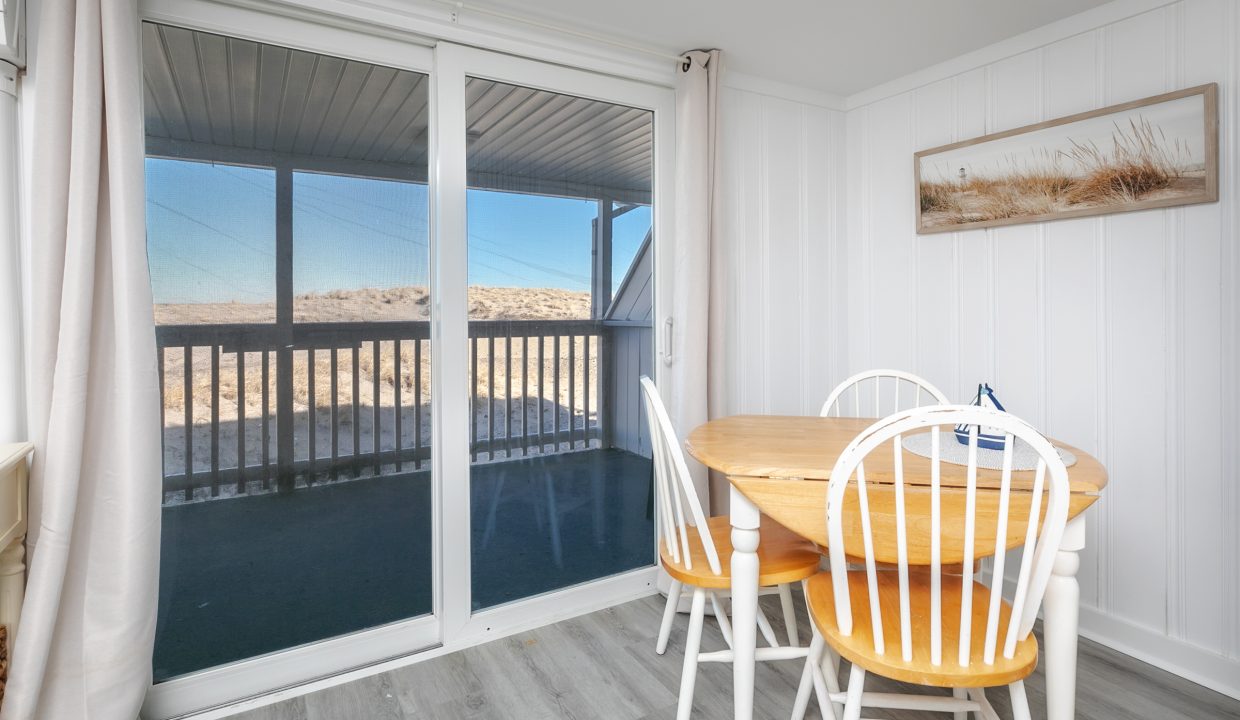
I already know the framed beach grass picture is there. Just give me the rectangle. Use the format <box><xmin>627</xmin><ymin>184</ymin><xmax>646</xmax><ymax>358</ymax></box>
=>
<box><xmin>915</xmin><ymin>83</ymin><xmax>1218</xmax><ymax>234</ymax></box>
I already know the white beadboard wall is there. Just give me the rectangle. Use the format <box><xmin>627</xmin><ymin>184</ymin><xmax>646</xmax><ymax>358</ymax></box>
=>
<box><xmin>715</xmin><ymin>85</ymin><xmax>847</xmax><ymax>417</ymax></box>
<box><xmin>838</xmin><ymin>0</ymin><xmax>1239</xmax><ymax>697</ymax></box>
<box><xmin>710</xmin><ymin>82</ymin><xmax>846</xmax><ymax>507</ymax></box>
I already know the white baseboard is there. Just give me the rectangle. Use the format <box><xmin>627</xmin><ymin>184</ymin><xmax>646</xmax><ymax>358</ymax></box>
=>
<box><xmin>1079</xmin><ymin>605</ymin><xmax>1240</xmax><ymax>702</ymax></box>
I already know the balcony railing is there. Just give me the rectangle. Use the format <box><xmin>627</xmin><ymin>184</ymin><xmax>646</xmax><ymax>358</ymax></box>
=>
<box><xmin>157</xmin><ymin>319</ymin><xmax>603</xmax><ymax>502</ymax></box>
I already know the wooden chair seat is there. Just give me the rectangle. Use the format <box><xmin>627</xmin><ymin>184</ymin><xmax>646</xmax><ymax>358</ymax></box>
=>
<box><xmin>804</xmin><ymin>570</ymin><xmax>1039</xmax><ymax>689</ymax></box>
<box><xmin>660</xmin><ymin>516</ymin><xmax>821</xmax><ymax>590</ymax></box>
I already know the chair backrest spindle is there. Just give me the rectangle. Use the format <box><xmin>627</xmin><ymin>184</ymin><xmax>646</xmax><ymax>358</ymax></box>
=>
<box><xmin>822</xmin><ymin>369</ymin><xmax>950</xmax><ymax>418</ymax></box>
<box><xmin>959</xmin><ymin>423</ymin><xmax>979</xmax><ymax>667</ymax></box>
<box><xmin>825</xmin><ymin>405</ymin><xmax>1071</xmax><ymax>673</ymax></box>
<box><xmin>640</xmin><ymin>377</ymin><xmax>721</xmax><ymax>577</ymax></box>
<box><xmin>929</xmin><ymin>425</ymin><xmax>943</xmax><ymax>666</ymax></box>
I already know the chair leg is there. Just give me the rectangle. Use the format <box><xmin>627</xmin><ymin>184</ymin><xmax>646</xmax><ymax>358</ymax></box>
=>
<box><xmin>801</xmin><ymin>578</ymin><xmax>844</xmax><ymax>719</ymax></box>
<box><xmin>709</xmin><ymin>592</ymin><xmax>734</xmax><ymax>649</ymax></box>
<box><xmin>755</xmin><ymin>604</ymin><xmax>779</xmax><ymax>647</ymax></box>
<box><xmin>792</xmin><ymin>632</ymin><xmax>824</xmax><ymax>720</ymax></box>
<box><xmin>953</xmin><ymin>687</ymin><xmax>968</xmax><ymax>720</ymax></box>
<box><xmin>820</xmin><ymin>646</ymin><xmax>843</xmax><ymax>719</ymax></box>
<box><xmin>656</xmin><ymin>579</ymin><xmax>682</xmax><ymax>655</ymax></box>
<box><xmin>842</xmin><ymin>663</ymin><xmax>865</xmax><ymax>720</ymax></box>
<box><xmin>968</xmin><ymin>688</ymin><xmax>1000</xmax><ymax>720</ymax></box>
<box><xmin>1009</xmin><ymin>681</ymin><xmax>1031</xmax><ymax>720</ymax></box>
<box><xmin>777</xmin><ymin>583</ymin><xmax>799</xmax><ymax>647</ymax></box>
<box><xmin>676</xmin><ymin>589</ymin><xmax>707</xmax><ymax>720</ymax></box>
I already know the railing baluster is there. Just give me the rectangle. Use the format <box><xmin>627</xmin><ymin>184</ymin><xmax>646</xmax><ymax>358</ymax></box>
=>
<box><xmin>276</xmin><ymin>343</ymin><xmax>295</xmax><ymax>493</ymax></box>
<box><xmin>210</xmin><ymin>344</ymin><xmax>220</xmax><ymax>497</ymax></box>
<box><xmin>583</xmin><ymin>334</ymin><xmax>591</xmax><ymax>448</ymax></box>
<box><xmin>330</xmin><ymin>347</ymin><xmax>339</xmax><ymax>481</ymax></box>
<box><xmin>553</xmin><ymin>334</ymin><xmax>561</xmax><ymax>452</ymax></box>
<box><xmin>352</xmin><ymin>344</ymin><xmax>361</xmax><ymax>478</ymax></box>
<box><xmin>537</xmin><ymin>335</ymin><xmax>545</xmax><ymax>453</ymax></box>
<box><xmin>521</xmin><ymin>335</ymin><xmax>528</xmax><ymax>456</ymax></box>
<box><xmin>568</xmin><ymin>334</ymin><xmax>576</xmax><ymax>449</ymax></box>
<box><xmin>261</xmin><ymin>350</ymin><xmax>270</xmax><ymax>490</ymax></box>
<box><xmin>183</xmin><ymin>344</ymin><xmax>193</xmax><ymax>502</ymax></box>
<box><xmin>470</xmin><ymin>335</ymin><xmax>478</xmax><ymax>462</ymax></box>
<box><xmin>487</xmin><ymin>333</ymin><xmax>495</xmax><ymax>460</ymax></box>
<box><xmin>237</xmin><ymin>350</ymin><xmax>246</xmax><ymax>494</ymax></box>
<box><xmin>373</xmin><ymin>340</ymin><xmax>381</xmax><ymax>475</ymax></box>
<box><xmin>306</xmin><ymin>348</ymin><xmax>315</xmax><ymax>484</ymax></box>
<box><xmin>158</xmin><ymin>347</ymin><xmax>166</xmax><ymax>495</ymax></box>
<box><xmin>415</xmin><ymin>338</ymin><xmax>423</xmax><ymax>469</ymax></box>
<box><xmin>505</xmin><ymin>334</ymin><xmax>512</xmax><ymax>457</ymax></box>
<box><xmin>394</xmin><ymin>339</ymin><xmax>402</xmax><ymax>472</ymax></box>
<box><xmin>599</xmin><ymin>329</ymin><xmax>612</xmax><ymax>450</ymax></box>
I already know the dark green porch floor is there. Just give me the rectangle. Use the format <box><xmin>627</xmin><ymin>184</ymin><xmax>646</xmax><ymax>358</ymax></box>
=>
<box><xmin>154</xmin><ymin>448</ymin><xmax>654</xmax><ymax>681</ymax></box>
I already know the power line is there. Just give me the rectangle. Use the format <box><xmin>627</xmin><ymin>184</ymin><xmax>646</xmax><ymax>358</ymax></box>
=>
<box><xmin>149</xmin><ymin>200</ymin><xmax>276</xmax><ymax>258</ymax></box>
<box><xmin>150</xmin><ymin>249</ymin><xmax>270</xmax><ymax>301</ymax></box>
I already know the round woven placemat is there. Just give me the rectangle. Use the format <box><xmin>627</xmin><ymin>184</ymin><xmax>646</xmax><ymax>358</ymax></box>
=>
<box><xmin>901</xmin><ymin>432</ymin><xmax>1077</xmax><ymax>471</ymax></box>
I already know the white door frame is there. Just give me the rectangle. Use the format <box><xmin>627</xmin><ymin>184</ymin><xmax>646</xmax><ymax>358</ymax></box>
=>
<box><xmin>431</xmin><ymin>41</ymin><xmax>674</xmax><ymax>646</ymax></box>
<box><xmin>138</xmin><ymin>6</ymin><xmax>443</xmax><ymax>720</ymax></box>
<box><xmin>136</xmin><ymin>4</ymin><xmax>674</xmax><ymax>717</ymax></box>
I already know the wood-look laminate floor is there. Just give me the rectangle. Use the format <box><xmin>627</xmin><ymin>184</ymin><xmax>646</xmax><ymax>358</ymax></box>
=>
<box><xmin>228</xmin><ymin>592</ymin><xmax>1240</xmax><ymax>720</ymax></box>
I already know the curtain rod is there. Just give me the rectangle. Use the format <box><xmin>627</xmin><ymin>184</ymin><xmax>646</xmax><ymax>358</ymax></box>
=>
<box><xmin>433</xmin><ymin>0</ymin><xmax>694</xmax><ymax>66</ymax></box>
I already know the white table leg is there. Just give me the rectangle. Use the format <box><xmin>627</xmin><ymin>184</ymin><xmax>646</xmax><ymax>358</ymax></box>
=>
<box><xmin>729</xmin><ymin>484</ymin><xmax>760</xmax><ymax>720</ymax></box>
<box><xmin>1043</xmin><ymin>514</ymin><xmax>1086</xmax><ymax>720</ymax></box>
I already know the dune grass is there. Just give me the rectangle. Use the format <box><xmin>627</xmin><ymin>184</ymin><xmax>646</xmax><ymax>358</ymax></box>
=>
<box><xmin>1064</xmin><ymin>118</ymin><xmax>1189</xmax><ymax>204</ymax></box>
<box><xmin>919</xmin><ymin>180</ymin><xmax>960</xmax><ymax>213</ymax></box>
<box><xmin>920</xmin><ymin>116</ymin><xmax>1194</xmax><ymax>225</ymax></box>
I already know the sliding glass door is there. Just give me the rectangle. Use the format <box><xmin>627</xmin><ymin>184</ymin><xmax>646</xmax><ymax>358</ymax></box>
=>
<box><xmin>462</xmin><ymin>77</ymin><xmax>656</xmax><ymax>609</ymax></box>
<box><xmin>141</xmin><ymin>17</ymin><xmax>671</xmax><ymax>718</ymax></box>
<box><xmin>433</xmin><ymin>44</ymin><xmax>672</xmax><ymax>638</ymax></box>
<box><xmin>143</xmin><ymin>22</ymin><xmax>438</xmax><ymax>711</ymax></box>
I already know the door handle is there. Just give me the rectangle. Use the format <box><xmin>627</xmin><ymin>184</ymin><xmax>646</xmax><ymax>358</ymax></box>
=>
<box><xmin>663</xmin><ymin>317</ymin><xmax>673</xmax><ymax>366</ymax></box>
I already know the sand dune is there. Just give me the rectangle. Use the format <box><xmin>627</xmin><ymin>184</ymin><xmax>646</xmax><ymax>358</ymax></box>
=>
<box><xmin>155</xmin><ymin>285</ymin><xmax>591</xmax><ymax>324</ymax></box>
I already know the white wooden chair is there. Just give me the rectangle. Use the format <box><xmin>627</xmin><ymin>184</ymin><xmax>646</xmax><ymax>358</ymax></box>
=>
<box><xmin>820</xmin><ymin>369</ymin><xmax>949</xmax><ymax>418</ymax></box>
<box><xmin>792</xmin><ymin>404</ymin><xmax>1071</xmax><ymax>720</ymax></box>
<box><xmin>639</xmin><ymin>377</ymin><xmax>821</xmax><ymax>720</ymax></box>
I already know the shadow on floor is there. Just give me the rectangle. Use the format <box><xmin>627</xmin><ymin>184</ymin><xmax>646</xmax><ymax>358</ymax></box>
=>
<box><xmin>154</xmin><ymin>448</ymin><xmax>654</xmax><ymax>681</ymax></box>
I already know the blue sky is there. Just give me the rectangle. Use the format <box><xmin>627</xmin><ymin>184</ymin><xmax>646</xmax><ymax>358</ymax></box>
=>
<box><xmin>145</xmin><ymin>158</ymin><xmax>650</xmax><ymax>305</ymax></box>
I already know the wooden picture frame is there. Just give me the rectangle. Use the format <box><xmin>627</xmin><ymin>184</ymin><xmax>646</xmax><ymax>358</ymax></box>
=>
<box><xmin>914</xmin><ymin>83</ymin><xmax>1218</xmax><ymax>234</ymax></box>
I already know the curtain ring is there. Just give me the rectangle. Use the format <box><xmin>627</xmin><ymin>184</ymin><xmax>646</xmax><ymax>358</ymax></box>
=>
<box><xmin>681</xmin><ymin>57</ymin><xmax>691</xmax><ymax>72</ymax></box>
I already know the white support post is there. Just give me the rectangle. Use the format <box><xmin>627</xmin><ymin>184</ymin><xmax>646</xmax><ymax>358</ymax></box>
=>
<box><xmin>591</xmin><ymin>196</ymin><xmax>614</xmax><ymax>319</ymax></box>
<box><xmin>729</xmin><ymin>484</ymin><xmax>760</xmax><ymax>720</ymax></box>
<box><xmin>1043</xmin><ymin>514</ymin><xmax>1086</xmax><ymax>720</ymax></box>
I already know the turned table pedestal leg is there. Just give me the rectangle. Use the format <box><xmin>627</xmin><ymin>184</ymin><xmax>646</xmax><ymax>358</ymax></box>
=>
<box><xmin>1043</xmin><ymin>514</ymin><xmax>1085</xmax><ymax>720</ymax></box>
<box><xmin>729</xmin><ymin>484</ymin><xmax>760</xmax><ymax>720</ymax></box>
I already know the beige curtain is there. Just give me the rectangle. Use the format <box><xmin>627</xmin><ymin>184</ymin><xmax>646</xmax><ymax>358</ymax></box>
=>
<box><xmin>2</xmin><ymin>0</ymin><xmax>161</xmax><ymax>716</ymax></box>
<box><xmin>669</xmin><ymin>49</ymin><xmax>724</xmax><ymax>513</ymax></box>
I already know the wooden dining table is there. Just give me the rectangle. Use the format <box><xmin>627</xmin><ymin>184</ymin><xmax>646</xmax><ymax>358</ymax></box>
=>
<box><xmin>685</xmin><ymin>415</ymin><xmax>1108</xmax><ymax>720</ymax></box>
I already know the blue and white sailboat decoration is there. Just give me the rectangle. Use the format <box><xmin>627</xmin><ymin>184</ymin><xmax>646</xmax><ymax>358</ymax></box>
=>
<box><xmin>955</xmin><ymin>383</ymin><xmax>1008</xmax><ymax>450</ymax></box>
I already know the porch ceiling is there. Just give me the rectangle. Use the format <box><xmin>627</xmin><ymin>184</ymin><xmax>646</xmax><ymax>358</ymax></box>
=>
<box><xmin>141</xmin><ymin>23</ymin><xmax>653</xmax><ymax>203</ymax></box>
